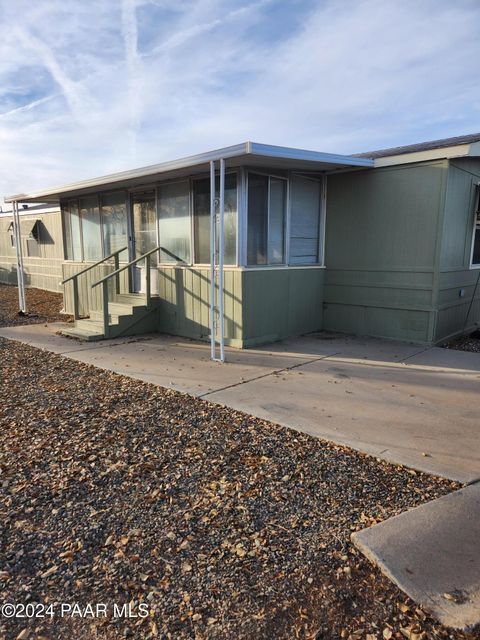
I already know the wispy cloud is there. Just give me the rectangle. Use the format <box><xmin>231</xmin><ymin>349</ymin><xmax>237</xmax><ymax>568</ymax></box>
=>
<box><xmin>122</xmin><ymin>0</ymin><xmax>140</xmax><ymax>160</ymax></box>
<box><xmin>0</xmin><ymin>0</ymin><xmax>479</xmax><ymax>200</ymax></box>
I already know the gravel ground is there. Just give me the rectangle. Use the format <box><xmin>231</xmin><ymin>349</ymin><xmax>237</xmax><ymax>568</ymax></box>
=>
<box><xmin>0</xmin><ymin>285</ymin><xmax>476</xmax><ymax>639</ymax></box>
<box><xmin>0</xmin><ymin>336</ymin><xmax>476</xmax><ymax>640</ymax></box>
<box><xmin>0</xmin><ymin>284</ymin><xmax>71</xmax><ymax>327</ymax></box>
<box><xmin>443</xmin><ymin>330</ymin><xmax>480</xmax><ymax>353</ymax></box>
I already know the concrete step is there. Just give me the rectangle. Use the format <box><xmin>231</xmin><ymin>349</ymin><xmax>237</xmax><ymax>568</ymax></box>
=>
<box><xmin>75</xmin><ymin>318</ymin><xmax>115</xmax><ymax>332</ymax></box>
<box><xmin>61</xmin><ymin>326</ymin><xmax>104</xmax><ymax>341</ymax></box>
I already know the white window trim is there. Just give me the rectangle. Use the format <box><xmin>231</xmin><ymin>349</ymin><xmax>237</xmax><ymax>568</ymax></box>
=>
<box><xmin>469</xmin><ymin>182</ymin><xmax>480</xmax><ymax>269</ymax></box>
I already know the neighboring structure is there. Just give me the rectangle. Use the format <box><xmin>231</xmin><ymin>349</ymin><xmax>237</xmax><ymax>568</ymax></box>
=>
<box><xmin>3</xmin><ymin>134</ymin><xmax>480</xmax><ymax>352</ymax></box>
<box><xmin>0</xmin><ymin>204</ymin><xmax>63</xmax><ymax>291</ymax></box>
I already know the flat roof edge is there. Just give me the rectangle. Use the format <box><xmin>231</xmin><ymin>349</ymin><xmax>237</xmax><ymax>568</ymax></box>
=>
<box><xmin>249</xmin><ymin>142</ymin><xmax>374</xmax><ymax>167</ymax></box>
<box><xmin>5</xmin><ymin>141</ymin><xmax>373</xmax><ymax>203</ymax></box>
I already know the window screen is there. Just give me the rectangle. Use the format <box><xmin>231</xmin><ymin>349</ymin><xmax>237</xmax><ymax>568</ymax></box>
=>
<box><xmin>289</xmin><ymin>176</ymin><xmax>321</xmax><ymax>265</ymax></box>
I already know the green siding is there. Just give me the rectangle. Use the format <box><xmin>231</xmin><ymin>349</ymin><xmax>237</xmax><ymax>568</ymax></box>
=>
<box><xmin>435</xmin><ymin>158</ymin><xmax>480</xmax><ymax>342</ymax></box>
<box><xmin>324</xmin><ymin>161</ymin><xmax>448</xmax><ymax>343</ymax></box>
<box><xmin>241</xmin><ymin>267</ymin><xmax>324</xmax><ymax>347</ymax></box>
<box><xmin>157</xmin><ymin>266</ymin><xmax>243</xmax><ymax>346</ymax></box>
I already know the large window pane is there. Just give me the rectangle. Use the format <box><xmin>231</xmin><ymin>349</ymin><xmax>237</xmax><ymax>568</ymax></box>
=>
<box><xmin>158</xmin><ymin>181</ymin><xmax>191</xmax><ymax>263</ymax></box>
<box><xmin>65</xmin><ymin>201</ymin><xmax>82</xmax><ymax>262</ymax></box>
<box><xmin>194</xmin><ymin>174</ymin><xmax>237</xmax><ymax>265</ymax></box>
<box><xmin>247</xmin><ymin>173</ymin><xmax>286</xmax><ymax>265</ymax></box>
<box><xmin>247</xmin><ymin>174</ymin><xmax>268</xmax><ymax>265</ymax></box>
<box><xmin>132</xmin><ymin>191</ymin><xmax>157</xmax><ymax>266</ymax></box>
<box><xmin>101</xmin><ymin>192</ymin><xmax>128</xmax><ymax>260</ymax></box>
<box><xmin>289</xmin><ymin>176</ymin><xmax>321</xmax><ymax>265</ymax></box>
<box><xmin>80</xmin><ymin>196</ymin><xmax>102</xmax><ymax>261</ymax></box>
<box><xmin>268</xmin><ymin>178</ymin><xmax>286</xmax><ymax>264</ymax></box>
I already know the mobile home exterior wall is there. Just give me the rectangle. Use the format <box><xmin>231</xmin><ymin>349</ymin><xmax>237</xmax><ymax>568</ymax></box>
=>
<box><xmin>323</xmin><ymin>160</ymin><xmax>448</xmax><ymax>344</ymax></box>
<box><xmin>0</xmin><ymin>208</ymin><xmax>63</xmax><ymax>292</ymax></box>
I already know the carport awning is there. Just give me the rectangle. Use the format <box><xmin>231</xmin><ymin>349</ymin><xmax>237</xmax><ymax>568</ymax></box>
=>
<box><xmin>5</xmin><ymin>141</ymin><xmax>374</xmax><ymax>204</ymax></box>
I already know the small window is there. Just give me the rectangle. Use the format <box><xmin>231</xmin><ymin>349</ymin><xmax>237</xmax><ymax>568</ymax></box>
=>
<box><xmin>7</xmin><ymin>221</ymin><xmax>15</xmax><ymax>248</ymax></box>
<box><xmin>247</xmin><ymin>173</ymin><xmax>286</xmax><ymax>265</ymax></box>
<box><xmin>471</xmin><ymin>186</ymin><xmax>480</xmax><ymax>267</ymax></box>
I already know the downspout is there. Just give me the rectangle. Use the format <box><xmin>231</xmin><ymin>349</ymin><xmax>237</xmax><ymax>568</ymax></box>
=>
<box><xmin>12</xmin><ymin>200</ymin><xmax>26</xmax><ymax>314</ymax></box>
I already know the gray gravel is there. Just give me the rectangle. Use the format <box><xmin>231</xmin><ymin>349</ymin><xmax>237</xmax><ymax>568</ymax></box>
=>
<box><xmin>0</xmin><ymin>336</ymin><xmax>474</xmax><ymax>640</ymax></box>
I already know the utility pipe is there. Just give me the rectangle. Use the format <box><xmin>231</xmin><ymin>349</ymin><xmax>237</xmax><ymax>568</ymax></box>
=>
<box><xmin>218</xmin><ymin>158</ymin><xmax>225</xmax><ymax>362</ymax></box>
<box><xmin>209</xmin><ymin>160</ymin><xmax>216</xmax><ymax>361</ymax></box>
<box><xmin>12</xmin><ymin>200</ymin><xmax>26</xmax><ymax>313</ymax></box>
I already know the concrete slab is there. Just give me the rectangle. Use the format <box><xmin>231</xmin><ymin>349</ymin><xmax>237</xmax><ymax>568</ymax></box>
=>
<box><xmin>0</xmin><ymin>324</ymin><xmax>311</xmax><ymax>395</ymax></box>
<box><xmin>352</xmin><ymin>483</ymin><xmax>480</xmax><ymax>631</ymax></box>
<box><xmin>207</xmin><ymin>351</ymin><xmax>480</xmax><ymax>482</ymax></box>
<box><xmin>1</xmin><ymin>324</ymin><xmax>479</xmax><ymax>482</ymax></box>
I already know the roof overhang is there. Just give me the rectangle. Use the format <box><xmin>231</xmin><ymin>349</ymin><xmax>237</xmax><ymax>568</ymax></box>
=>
<box><xmin>372</xmin><ymin>141</ymin><xmax>480</xmax><ymax>168</ymax></box>
<box><xmin>5</xmin><ymin>141</ymin><xmax>373</xmax><ymax>204</ymax></box>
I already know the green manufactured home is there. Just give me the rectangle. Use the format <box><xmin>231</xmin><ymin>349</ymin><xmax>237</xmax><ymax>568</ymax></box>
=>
<box><xmin>4</xmin><ymin>134</ymin><xmax>480</xmax><ymax>353</ymax></box>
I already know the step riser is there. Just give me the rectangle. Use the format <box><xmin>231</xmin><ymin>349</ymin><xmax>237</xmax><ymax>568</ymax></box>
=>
<box><xmin>61</xmin><ymin>293</ymin><xmax>158</xmax><ymax>341</ymax></box>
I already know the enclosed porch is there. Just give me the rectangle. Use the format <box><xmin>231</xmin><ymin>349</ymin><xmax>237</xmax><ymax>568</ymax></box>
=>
<box><xmin>6</xmin><ymin>143</ymin><xmax>372</xmax><ymax>355</ymax></box>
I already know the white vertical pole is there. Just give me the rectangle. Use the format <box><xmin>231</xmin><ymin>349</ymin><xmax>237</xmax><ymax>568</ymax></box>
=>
<box><xmin>13</xmin><ymin>201</ymin><xmax>26</xmax><ymax>313</ymax></box>
<box><xmin>209</xmin><ymin>160</ymin><xmax>216</xmax><ymax>360</ymax></box>
<box><xmin>219</xmin><ymin>158</ymin><xmax>225</xmax><ymax>362</ymax></box>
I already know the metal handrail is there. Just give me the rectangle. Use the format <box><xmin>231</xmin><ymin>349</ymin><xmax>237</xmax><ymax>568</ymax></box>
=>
<box><xmin>61</xmin><ymin>246</ymin><xmax>128</xmax><ymax>284</ymax></box>
<box><xmin>61</xmin><ymin>246</ymin><xmax>128</xmax><ymax>320</ymax></box>
<box><xmin>91</xmin><ymin>245</ymin><xmax>161</xmax><ymax>339</ymax></box>
<box><xmin>91</xmin><ymin>246</ymin><xmax>160</xmax><ymax>288</ymax></box>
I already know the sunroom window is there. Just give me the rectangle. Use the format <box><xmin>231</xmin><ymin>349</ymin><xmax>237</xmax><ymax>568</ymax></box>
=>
<box><xmin>193</xmin><ymin>174</ymin><xmax>237</xmax><ymax>265</ymax></box>
<box><xmin>247</xmin><ymin>173</ymin><xmax>286</xmax><ymax>265</ymax></box>
<box><xmin>101</xmin><ymin>192</ymin><xmax>128</xmax><ymax>259</ymax></box>
<box><xmin>63</xmin><ymin>200</ymin><xmax>82</xmax><ymax>261</ymax></box>
<box><xmin>80</xmin><ymin>196</ymin><xmax>102</xmax><ymax>261</ymax></box>
<box><xmin>158</xmin><ymin>181</ymin><xmax>191</xmax><ymax>263</ymax></box>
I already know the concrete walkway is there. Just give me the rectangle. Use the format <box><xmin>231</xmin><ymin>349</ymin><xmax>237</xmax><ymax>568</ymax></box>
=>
<box><xmin>352</xmin><ymin>482</ymin><xmax>480</xmax><ymax>631</ymax></box>
<box><xmin>1</xmin><ymin>323</ymin><xmax>479</xmax><ymax>630</ymax></box>
<box><xmin>0</xmin><ymin>323</ymin><xmax>479</xmax><ymax>483</ymax></box>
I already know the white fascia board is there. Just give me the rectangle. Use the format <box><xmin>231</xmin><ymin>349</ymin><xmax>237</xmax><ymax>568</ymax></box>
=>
<box><xmin>5</xmin><ymin>141</ymin><xmax>374</xmax><ymax>204</ymax></box>
<box><xmin>372</xmin><ymin>144</ymin><xmax>474</xmax><ymax>167</ymax></box>
<box><xmin>4</xmin><ymin>143</ymin><xmax>249</xmax><ymax>203</ymax></box>
<box><xmin>248</xmin><ymin>142</ymin><xmax>374</xmax><ymax>167</ymax></box>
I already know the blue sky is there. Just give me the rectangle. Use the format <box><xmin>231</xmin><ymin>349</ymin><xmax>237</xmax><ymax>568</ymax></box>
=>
<box><xmin>1</xmin><ymin>0</ymin><xmax>479</xmax><ymax>201</ymax></box>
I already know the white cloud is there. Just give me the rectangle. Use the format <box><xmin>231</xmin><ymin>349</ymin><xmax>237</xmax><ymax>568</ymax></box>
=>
<box><xmin>0</xmin><ymin>0</ymin><xmax>479</xmax><ymax>200</ymax></box>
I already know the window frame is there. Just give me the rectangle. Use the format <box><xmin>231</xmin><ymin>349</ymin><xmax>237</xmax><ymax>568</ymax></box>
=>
<box><xmin>469</xmin><ymin>183</ymin><xmax>480</xmax><ymax>269</ymax></box>
<box><xmin>245</xmin><ymin>170</ymin><xmax>327</xmax><ymax>269</ymax></box>
<box><xmin>189</xmin><ymin>170</ymin><xmax>240</xmax><ymax>268</ymax></box>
